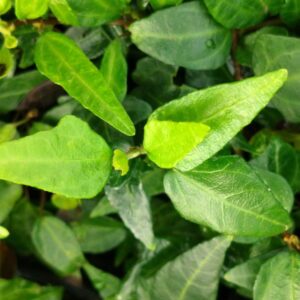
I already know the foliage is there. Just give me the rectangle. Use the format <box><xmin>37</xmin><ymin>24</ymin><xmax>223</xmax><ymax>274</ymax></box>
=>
<box><xmin>0</xmin><ymin>1</ymin><xmax>299</xmax><ymax>300</ymax></box>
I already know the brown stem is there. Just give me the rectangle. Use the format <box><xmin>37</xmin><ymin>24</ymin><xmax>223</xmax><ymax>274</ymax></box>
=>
<box><xmin>10</xmin><ymin>17</ymin><xmax>59</xmax><ymax>28</ymax></box>
<box><xmin>231</xmin><ymin>30</ymin><xmax>242</xmax><ymax>81</ymax></box>
<box><xmin>240</xmin><ymin>17</ymin><xmax>283</xmax><ymax>36</ymax></box>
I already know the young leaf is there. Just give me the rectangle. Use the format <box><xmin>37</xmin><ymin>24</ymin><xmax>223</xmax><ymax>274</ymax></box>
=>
<box><xmin>106</xmin><ymin>179</ymin><xmax>155</xmax><ymax>250</ymax></box>
<box><xmin>253</xmin><ymin>35</ymin><xmax>300</xmax><ymax>122</ymax></box>
<box><xmin>0</xmin><ymin>124</ymin><xmax>17</xmax><ymax>144</ymax></box>
<box><xmin>72</xmin><ymin>217</ymin><xmax>127</xmax><ymax>253</ymax></box>
<box><xmin>49</xmin><ymin>0</ymin><xmax>78</xmax><ymax>25</ymax></box>
<box><xmin>0</xmin><ymin>115</ymin><xmax>112</xmax><ymax>198</ymax></box>
<box><xmin>113</xmin><ymin>149</ymin><xmax>129</xmax><ymax>176</ymax></box>
<box><xmin>51</xmin><ymin>194</ymin><xmax>80</xmax><ymax>210</ymax></box>
<box><xmin>150</xmin><ymin>0</ymin><xmax>183</xmax><ymax>10</ymax></box>
<box><xmin>143</xmin><ymin>120</ymin><xmax>210</xmax><ymax>168</ymax></box>
<box><xmin>100</xmin><ymin>39</ymin><xmax>127</xmax><ymax>102</ymax></box>
<box><xmin>149</xmin><ymin>235</ymin><xmax>232</xmax><ymax>300</ymax></box>
<box><xmin>0</xmin><ymin>226</ymin><xmax>9</xmax><ymax>239</ymax></box>
<box><xmin>164</xmin><ymin>156</ymin><xmax>292</xmax><ymax>237</ymax></box>
<box><xmin>34</xmin><ymin>32</ymin><xmax>135</xmax><ymax>136</ymax></box>
<box><xmin>253</xmin><ymin>251</ymin><xmax>300</xmax><ymax>300</ymax></box>
<box><xmin>203</xmin><ymin>0</ymin><xmax>270</xmax><ymax>29</ymax></box>
<box><xmin>15</xmin><ymin>0</ymin><xmax>49</xmax><ymax>20</ymax></box>
<box><xmin>145</xmin><ymin>69</ymin><xmax>287</xmax><ymax>171</ymax></box>
<box><xmin>129</xmin><ymin>1</ymin><xmax>231</xmax><ymax>70</ymax></box>
<box><xmin>0</xmin><ymin>0</ymin><xmax>11</xmax><ymax>15</ymax></box>
<box><xmin>67</xmin><ymin>0</ymin><xmax>127</xmax><ymax>27</ymax></box>
<box><xmin>31</xmin><ymin>216</ymin><xmax>85</xmax><ymax>276</ymax></box>
<box><xmin>0</xmin><ymin>47</ymin><xmax>13</xmax><ymax>79</ymax></box>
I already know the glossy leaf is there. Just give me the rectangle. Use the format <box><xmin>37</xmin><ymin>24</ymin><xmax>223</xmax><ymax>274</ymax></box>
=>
<box><xmin>0</xmin><ymin>71</ymin><xmax>46</xmax><ymax>113</ymax></box>
<box><xmin>67</xmin><ymin>0</ymin><xmax>127</xmax><ymax>27</ymax></box>
<box><xmin>149</xmin><ymin>236</ymin><xmax>232</xmax><ymax>300</ymax></box>
<box><xmin>49</xmin><ymin>0</ymin><xmax>78</xmax><ymax>25</ymax></box>
<box><xmin>72</xmin><ymin>217</ymin><xmax>127</xmax><ymax>253</ymax></box>
<box><xmin>35</xmin><ymin>32</ymin><xmax>135</xmax><ymax>136</ymax></box>
<box><xmin>150</xmin><ymin>0</ymin><xmax>183</xmax><ymax>10</ymax></box>
<box><xmin>253</xmin><ymin>34</ymin><xmax>300</xmax><ymax>122</ymax></box>
<box><xmin>15</xmin><ymin>0</ymin><xmax>49</xmax><ymax>19</ymax></box>
<box><xmin>144</xmin><ymin>120</ymin><xmax>210</xmax><ymax>168</ymax></box>
<box><xmin>254</xmin><ymin>251</ymin><xmax>300</xmax><ymax>300</ymax></box>
<box><xmin>164</xmin><ymin>156</ymin><xmax>292</xmax><ymax>237</ymax></box>
<box><xmin>203</xmin><ymin>0</ymin><xmax>276</xmax><ymax>29</ymax></box>
<box><xmin>100</xmin><ymin>39</ymin><xmax>127</xmax><ymax>102</ymax></box>
<box><xmin>146</xmin><ymin>69</ymin><xmax>287</xmax><ymax>171</ymax></box>
<box><xmin>130</xmin><ymin>1</ymin><xmax>231</xmax><ymax>70</ymax></box>
<box><xmin>0</xmin><ymin>115</ymin><xmax>112</xmax><ymax>198</ymax></box>
<box><xmin>32</xmin><ymin>216</ymin><xmax>85</xmax><ymax>275</ymax></box>
<box><xmin>0</xmin><ymin>181</ymin><xmax>22</xmax><ymax>223</ymax></box>
<box><xmin>106</xmin><ymin>179</ymin><xmax>155</xmax><ymax>249</ymax></box>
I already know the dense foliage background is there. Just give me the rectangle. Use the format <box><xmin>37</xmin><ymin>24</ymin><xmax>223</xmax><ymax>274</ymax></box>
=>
<box><xmin>0</xmin><ymin>0</ymin><xmax>300</xmax><ymax>299</ymax></box>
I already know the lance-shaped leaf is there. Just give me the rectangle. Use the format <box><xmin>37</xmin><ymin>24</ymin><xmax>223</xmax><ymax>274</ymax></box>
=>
<box><xmin>145</xmin><ymin>69</ymin><xmax>287</xmax><ymax>171</ymax></box>
<box><xmin>35</xmin><ymin>32</ymin><xmax>135</xmax><ymax>136</ymax></box>
<box><xmin>164</xmin><ymin>156</ymin><xmax>292</xmax><ymax>237</ymax></box>
<box><xmin>32</xmin><ymin>216</ymin><xmax>85</xmax><ymax>276</ymax></box>
<box><xmin>100</xmin><ymin>39</ymin><xmax>127</xmax><ymax>102</ymax></box>
<box><xmin>15</xmin><ymin>0</ymin><xmax>49</xmax><ymax>19</ymax></box>
<box><xmin>254</xmin><ymin>251</ymin><xmax>300</xmax><ymax>300</ymax></box>
<box><xmin>149</xmin><ymin>235</ymin><xmax>232</xmax><ymax>300</ymax></box>
<box><xmin>67</xmin><ymin>0</ymin><xmax>127</xmax><ymax>27</ymax></box>
<box><xmin>130</xmin><ymin>1</ymin><xmax>231</xmax><ymax>70</ymax></box>
<box><xmin>0</xmin><ymin>115</ymin><xmax>112</xmax><ymax>198</ymax></box>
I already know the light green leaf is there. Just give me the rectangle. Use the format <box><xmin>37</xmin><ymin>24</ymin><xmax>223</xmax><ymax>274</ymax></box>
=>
<box><xmin>66</xmin><ymin>0</ymin><xmax>127</xmax><ymax>27</ymax></box>
<box><xmin>106</xmin><ymin>179</ymin><xmax>155</xmax><ymax>249</ymax></box>
<box><xmin>113</xmin><ymin>149</ymin><xmax>129</xmax><ymax>176</ymax></box>
<box><xmin>100</xmin><ymin>39</ymin><xmax>127</xmax><ymax>102</ymax></box>
<box><xmin>72</xmin><ymin>217</ymin><xmax>127</xmax><ymax>253</ymax></box>
<box><xmin>51</xmin><ymin>194</ymin><xmax>80</xmax><ymax>210</ymax></box>
<box><xmin>49</xmin><ymin>0</ymin><xmax>78</xmax><ymax>25</ymax></box>
<box><xmin>254</xmin><ymin>251</ymin><xmax>300</xmax><ymax>300</ymax></box>
<box><xmin>0</xmin><ymin>71</ymin><xmax>46</xmax><ymax>113</ymax></box>
<box><xmin>32</xmin><ymin>216</ymin><xmax>85</xmax><ymax>276</ymax></box>
<box><xmin>203</xmin><ymin>0</ymin><xmax>278</xmax><ymax>29</ymax></box>
<box><xmin>280</xmin><ymin>0</ymin><xmax>300</xmax><ymax>26</ymax></box>
<box><xmin>35</xmin><ymin>32</ymin><xmax>135</xmax><ymax>136</ymax></box>
<box><xmin>253</xmin><ymin>35</ymin><xmax>300</xmax><ymax>122</ymax></box>
<box><xmin>149</xmin><ymin>236</ymin><xmax>232</xmax><ymax>300</ymax></box>
<box><xmin>0</xmin><ymin>0</ymin><xmax>12</xmax><ymax>15</ymax></box>
<box><xmin>0</xmin><ymin>47</ymin><xmax>13</xmax><ymax>79</ymax></box>
<box><xmin>0</xmin><ymin>115</ymin><xmax>112</xmax><ymax>198</ymax></box>
<box><xmin>83</xmin><ymin>262</ymin><xmax>121</xmax><ymax>299</ymax></box>
<box><xmin>15</xmin><ymin>0</ymin><xmax>49</xmax><ymax>19</ymax></box>
<box><xmin>0</xmin><ymin>277</ymin><xmax>63</xmax><ymax>300</ymax></box>
<box><xmin>0</xmin><ymin>225</ymin><xmax>9</xmax><ymax>239</ymax></box>
<box><xmin>150</xmin><ymin>0</ymin><xmax>182</xmax><ymax>10</ymax></box>
<box><xmin>0</xmin><ymin>181</ymin><xmax>22</xmax><ymax>223</ymax></box>
<box><xmin>144</xmin><ymin>120</ymin><xmax>210</xmax><ymax>168</ymax></box>
<box><xmin>164</xmin><ymin>156</ymin><xmax>292</xmax><ymax>237</ymax></box>
<box><xmin>0</xmin><ymin>124</ymin><xmax>17</xmax><ymax>143</ymax></box>
<box><xmin>130</xmin><ymin>1</ymin><xmax>231</xmax><ymax>70</ymax></box>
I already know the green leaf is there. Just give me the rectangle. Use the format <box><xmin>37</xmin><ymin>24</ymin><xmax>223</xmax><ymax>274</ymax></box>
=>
<box><xmin>35</xmin><ymin>32</ymin><xmax>135</xmax><ymax>136</ymax></box>
<box><xmin>129</xmin><ymin>1</ymin><xmax>231</xmax><ymax>70</ymax></box>
<box><xmin>0</xmin><ymin>115</ymin><xmax>112</xmax><ymax>198</ymax></box>
<box><xmin>83</xmin><ymin>262</ymin><xmax>121</xmax><ymax>299</ymax></box>
<box><xmin>0</xmin><ymin>47</ymin><xmax>13</xmax><ymax>79</ymax></box>
<box><xmin>253</xmin><ymin>34</ymin><xmax>300</xmax><ymax>122</ymax></box>
<box><xmin>144</xmin><ymin>120</ymin><xmax>210</xmax><ymax>168</ymax></box>
<box><xmin>66</xmin><ymin>0</ymin><xmax>127</xmax><ymax>27</ymax></box>
<box><xmin>254</xmin><ymin>251</ymin><xmax>300</xmax><ymax>300</ymax></box>
<box><xmin>31</xmin><ymin>216</ymin><xmax>85</xmax><ymax>275</ymax></box>
<box><xmin>0</xmin><ymin>181</ymin><xmax>22</xmax><ymax>223</ymax></box>
<box><xmin>49</xmin><ymin>0</ymin><xmax>78</xmax><ymax>25</ymax></box>
<box><xmin>113</xmin><ymin>149</ymin><xmax>129</xmax><ymax>176</ymax></box>
<box><xmin>0</xmin><ymin>124</ymin><xmax>17</xmax><ymax>143</ymax></box>
<box><xmin>0</xmin><ymin>277</ymin><xmax>63</xmax><ymax>300</ymax></box>
<box><xmin>72</xmin><ymin>217</ymin><xmax>127</xmax><ymax>253</ymax></box>
<box><xmin>203</xmin><ymin>0</ymin><xmax>274</xmax><ymax>29</ymax></box>
<box><xmin>100</xmin><ymin>39</ymin><xmax>127</xmax><ymax>102</ymax></box>
<box><xmin>164</xmin><ymin>156</ymin><xmax>292</xmax><ymax>237</ymax></box>
<box><xmin>123</xmin><ymin>96</ymin><xmax>152</xmax><ymax>124</ymax></box>
<box><xmin>280</xmin><ymin>0</ymin><xmax>300</xmax><ymax>26</ymax></box>
<box><xmin>90</xmin><ymin>196</ymin><xmax>118</xmax><ymax>218</ymax></box>
<box><xmin>106</xmin><ymin>177</ymin><xmax>155</xmax><ymax>249</ymax></box>
<box><xmin>149</xmin><ymin>236</ymin><xmax>232</xmax><ymax>300</ymax></box>
<box><xmin>15</xmin><ymin>0</ymin><xmax>49</xmax><ymax>19</ymax></box>
<box><xmin>0</xmin><ymin>0</ymin><xmax>12</xmax><ymax>15</ymax></box>
<box><xmin>147</xmin><ymin>69</ymin><xmax>287</xmax><ymax>171</ymax></box>
<box><xmin>0</xmin><ymin>225</ymin><xmax>9</xmax><ymax>239</ymax></box>
<box><xmin>51</xmin><ymin>194</ymin><xmax>80</xmax><ymax>210</ymax></box>
<box><xmin>0</xmin><ymin>71</ymin><xmax>46</xmax><ymax>113</ymax></box>
<box><xmin>150</xmin><ymin>0</ymin><xmax>183</xmax><ymax>10</ymax></box>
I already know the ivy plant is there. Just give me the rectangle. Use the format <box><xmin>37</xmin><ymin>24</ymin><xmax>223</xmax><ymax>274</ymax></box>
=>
<box><xmin>0</xmin><ymin>1</ymin><xmax>299</xmax><ymax>300</ymax></box>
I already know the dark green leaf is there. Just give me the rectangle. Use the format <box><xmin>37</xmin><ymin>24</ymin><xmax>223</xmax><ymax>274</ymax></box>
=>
<box><xmin>280</xmin><ymin>0</ymin><xmax>300</xmax><ymax>26</ymax></box>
